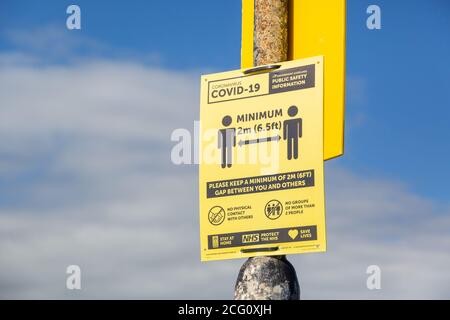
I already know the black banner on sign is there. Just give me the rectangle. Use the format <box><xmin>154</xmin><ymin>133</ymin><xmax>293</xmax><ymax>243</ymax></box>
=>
<box><xmin>208</xmin><ymin>225</ymin><xmax>317</xmax><ymax>249</ymax></box>
<box><xmin>206</xmin><ymin>170</ymin><xmax>315</xmax><ymax>198</ymax></box>
<box><xmin>269</xmin><ymin>64</ymin><xmax>315</xmax><ymax>94</ymax></box>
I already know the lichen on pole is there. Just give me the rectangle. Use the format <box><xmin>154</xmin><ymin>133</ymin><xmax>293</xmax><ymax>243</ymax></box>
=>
<box><xmin>234</xmin><ymin>256</ymin><xmax>300</xmax><ymax>300</ymax></box>
<box><xmin>234</xmin><ymin>0</ymin><xmax>300</xmax><ymax>300</ymax></box>
<box><xmin>253</xmin><ymin>0</ymin><xmax>288</xmax><ymax>66</ymax></box>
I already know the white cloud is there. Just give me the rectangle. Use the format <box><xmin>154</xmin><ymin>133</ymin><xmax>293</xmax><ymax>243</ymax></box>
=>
<box><xmin>2</xmin><ymin>25</ymin><xmax>163</xmax><ymax>66</ymax></box>
<box><xmin>0</xmin><ymin>53</ymin><xmax>449</xmax><ymax>299</ymax></box>
<box><xmin>4</xmin><ymin>25</ymin><xmax>104</xmax><ymax>58</ymax></box>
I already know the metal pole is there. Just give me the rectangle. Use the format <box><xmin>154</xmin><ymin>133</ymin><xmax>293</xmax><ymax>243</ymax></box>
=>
<box><xmin>253</xmin><ymin>0</ymin><xmax>288</xmax><ymax>65</ymax></box>
<box><xmin>234</xmin><ymin>0</ymin><xmax>300</xmax><ymax>300</ymax></box>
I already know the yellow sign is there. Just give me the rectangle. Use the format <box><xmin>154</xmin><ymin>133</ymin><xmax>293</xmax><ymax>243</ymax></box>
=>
<box><xmin>241</xmin><ymin>0</ymin><xmax>346</xmax><ymax>160</ymax></box>
<box><xmin>199</xmin><ymin>57</ymin><xmax>326</xmax><ymax>261</ymax></box>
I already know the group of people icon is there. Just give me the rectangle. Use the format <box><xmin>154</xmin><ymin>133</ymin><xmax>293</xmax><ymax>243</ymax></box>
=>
<box><xmin>266</xmin><ymin>202</ymin><xmax>282</xmax><ymax>217</ymax></box>
<box><xmin>217</xmin><ymin>105</ymin><xmax>303</xmax><ymax>168</ymax></box>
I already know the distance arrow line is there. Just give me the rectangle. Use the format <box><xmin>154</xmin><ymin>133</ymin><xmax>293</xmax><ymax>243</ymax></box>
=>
<box><xmin>238</xmin><ymin>135</ymin><xmax>281</xmax><ymax>146</ymax></box>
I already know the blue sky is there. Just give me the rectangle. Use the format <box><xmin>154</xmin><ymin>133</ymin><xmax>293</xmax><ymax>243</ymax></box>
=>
<box><xmin>2</xmin><ymin>0</ymin><xmax>448</xmax><ymax>201</ymax></box>
<box><xmin>0</xmin><ymin>1</ymin><xmax>450</xmax><ymax>299</ymax></box>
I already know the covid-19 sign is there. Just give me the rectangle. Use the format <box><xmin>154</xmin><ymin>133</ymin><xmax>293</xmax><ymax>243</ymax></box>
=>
<box><xmin>199</xmin><ymin>57</ymin><xmax>326</xmax><ymax>261</ymax></box>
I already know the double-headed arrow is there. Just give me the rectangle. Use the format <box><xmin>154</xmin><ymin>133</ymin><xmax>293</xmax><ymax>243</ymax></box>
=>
<box><xmin>238</xmin><ymin>135</ymin><xmax>281</xmax><ymax>147</ymax></box>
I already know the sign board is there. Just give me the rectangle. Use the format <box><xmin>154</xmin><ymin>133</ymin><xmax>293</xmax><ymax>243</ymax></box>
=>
<box><xmin>241</xmin><ymin>0</ymin><xmax>346</xmax><ymax>160</ymax></box>
<box><xmin>199</xmin><ymin>57</ymin><xmax>326</xmax><ymax>261</ymax></box>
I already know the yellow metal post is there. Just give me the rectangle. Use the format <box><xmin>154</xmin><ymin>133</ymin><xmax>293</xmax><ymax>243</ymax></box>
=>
<box><xmin>242</xmin><ymin>0</ymin><xmax>346</xmax><ymax>160</ymax></box>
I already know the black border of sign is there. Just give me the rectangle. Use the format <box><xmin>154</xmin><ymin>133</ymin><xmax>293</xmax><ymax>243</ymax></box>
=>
<box><xmin>206</xmin><ymin>64</ymin><xmax>316</xmax><ymax>104</ymax></box>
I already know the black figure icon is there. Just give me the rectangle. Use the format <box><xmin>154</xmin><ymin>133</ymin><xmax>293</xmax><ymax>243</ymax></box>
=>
<box><xmin>266</xmin><ymin>204</ymin><xmax>281</xmax><ymax>217</ymax></box>
<box><xmin>264</xmin><ymin>200</ymin><xmax>282</xmax><ymax>220</ymax></box>
<box><xmin>218</xmin><ymin>115</ymin><xmax>236</xmax><ymax>168</ymax></box>
<box><xmin>283</xmin><ymin>105</ymin><xmax>302</xmax><ymax>160</ymax></box>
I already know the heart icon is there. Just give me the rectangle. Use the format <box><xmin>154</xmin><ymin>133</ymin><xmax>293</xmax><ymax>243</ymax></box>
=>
<box><xmin>288</xmin><ymin>229</ymin><xmax>298</xmax><ymax>240</ymax></box>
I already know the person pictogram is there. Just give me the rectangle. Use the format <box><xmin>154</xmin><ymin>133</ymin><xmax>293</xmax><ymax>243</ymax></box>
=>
<box><xmin>264</xmin><ymin>200</ymin><xmax>283</xmax><ymax>220</ymax></box>
<box><xmin>218</xmin><ymin>115</ymin><xmax>236</xmax><ymax>168</ymax></box>
<box><xmin>283</xmin><ymin>105</ymin><xmax>302</xmax><ymax>160</ymax></box>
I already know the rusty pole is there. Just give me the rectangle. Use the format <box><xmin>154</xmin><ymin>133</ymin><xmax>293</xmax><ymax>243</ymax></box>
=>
<box><xmin>234</xmin><ymin>0</ymin><xmax>300</xmax><ymax>300</ymax></box>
